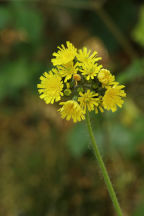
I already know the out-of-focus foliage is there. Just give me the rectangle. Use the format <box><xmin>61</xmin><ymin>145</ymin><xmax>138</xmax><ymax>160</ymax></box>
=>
<box><xmin>0</xmin><ymin>0</ymin><xmax>144</xmax><ymax>215</ymax></box>
<box><xmin>0</xmin><ymin>3</ymin><xmax>43</xmax><ymax>42</ymax></box>
<box><xmin>0</xmin><ymin>59</ymin><xmax>41</xmax><ymax>100</ymax></box>
<box><xmin>0</xmin><ymin>2</ymin><xmax>45</xmax><ymax>101</ymax></box>
<box><xmin>67</xmin><ymin>123</ymin><xmax>89</xmax><ymax>157</ymax></box>
<box><xmin>117</xmin><ymin>58</ymin><xmax>144</xmax><ymax>83</ymax></box>
<box><xmin>88</xmin><ymin>0</ymin><xmax>137</xmax><ymax>52</ymax></box>
<box><xmin>0</xmin><ymin>97</ymin><xmax>144</xmax><ymax>216</ymax></box>
<box><xmin>132</xmin><ymin>5</ymin><xmax>144</xmax><ymax>47</ymax></box>
<box><xmin>68</xmin><ymin>100</ymin><xmax>144</xmax><ymax>158</ymax></box>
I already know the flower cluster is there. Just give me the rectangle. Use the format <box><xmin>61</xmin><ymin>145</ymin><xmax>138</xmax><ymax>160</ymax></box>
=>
<box><xmin>37</xmin><ymin>41</ymin><xmax>126</xmax><ymax>122</ymax></box>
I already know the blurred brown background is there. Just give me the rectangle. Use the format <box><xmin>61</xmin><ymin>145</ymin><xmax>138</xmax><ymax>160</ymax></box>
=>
<box><xmin>0</xmin><ymin>0</ymin><xmax>144</xmax><ymax>215</ymax></box>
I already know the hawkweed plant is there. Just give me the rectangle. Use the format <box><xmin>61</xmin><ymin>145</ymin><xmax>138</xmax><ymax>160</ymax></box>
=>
<box><xmin>37</xmin><ymin>41</ymin><xmax>126</xmax><ymax>216</ymax></box>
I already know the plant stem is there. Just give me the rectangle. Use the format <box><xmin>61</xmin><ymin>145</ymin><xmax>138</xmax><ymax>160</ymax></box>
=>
<box><xmin>86</xmin><ymin>111</ymin><xmax>123</xmax><ymax>216</ymax></box>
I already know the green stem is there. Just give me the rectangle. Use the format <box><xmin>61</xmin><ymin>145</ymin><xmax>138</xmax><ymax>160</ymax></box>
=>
<box><xmin>86</xmin><ymin>111</ymin><xmax>123</xmax><ymax>216</ymax></box>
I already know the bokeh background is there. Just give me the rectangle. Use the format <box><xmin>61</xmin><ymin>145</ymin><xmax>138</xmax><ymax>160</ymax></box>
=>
<box><xmin>0</xmin><ymin>0</ymin><xmax>144</xmax><ymax>215</ymax></box>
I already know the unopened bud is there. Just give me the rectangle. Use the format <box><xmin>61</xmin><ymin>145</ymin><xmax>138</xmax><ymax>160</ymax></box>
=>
<box><xmin>64</xmin><ymin>89</ymin><xmax>72</xmax><ymax>96</ymax></box>
<box><xmin>73</xmin><ymin>74</ymin><xmax>81</xmax><ymax>81</ymax></box>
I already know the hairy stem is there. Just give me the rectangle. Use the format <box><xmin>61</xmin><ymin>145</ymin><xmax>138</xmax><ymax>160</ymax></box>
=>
<box><xmin>86</xmin><ymin>111</ymin><xmax>123</xmax><ymax>216</ymax></box>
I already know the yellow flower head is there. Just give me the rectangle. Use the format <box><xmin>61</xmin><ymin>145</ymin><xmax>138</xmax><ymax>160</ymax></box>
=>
<box><xmin>51</xmin><ymin>41</ymin><xmax>77</xmax><ymax>66</ymax></box>
<box><xmin>58</xmin><ymin>61</ymin><xmax>78</xmax><ymax>82</ymax></box>
<box><xmin>58</xmin><ymin>100</ymin><xmax>85</xmax><ymax>122</ymax></box>
<box><xmin>103</xmin><ymin>85</ymin><xmax>126</xmax><ymax>112</ymax></box>
<box><xmin>37</xmin><ymin>70</ymin><xmax>63</xmax><ymax>104</ymax></box>
<box><xmin>77</xmin><ymin>47</ymin><xmax>101</xmax><ymax>65</ymax></box>
<box><xmin>98</xmin><ymin>69</ymin><xmax>115</xmax><ymax>86</ymax></box>
<box><xmin>80</xmin><ymin>61</ymin><xmax>102</xmax><ymax>80</ymax></box>
<box><xmin>78</xmin><ymin>90</ymin><xmax>99</xmax><ymax>112</ymax></box>
<box><xmin>37</xmin><ymin>41</ymin><xmax>126</xmax><ymax>123</ymax></box>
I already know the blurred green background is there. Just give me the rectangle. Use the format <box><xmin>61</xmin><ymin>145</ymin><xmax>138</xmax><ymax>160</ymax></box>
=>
<box><xmin>0</xmin><ymin>0</ymin><xmax>144</xmax><ymax>215</ymax></box>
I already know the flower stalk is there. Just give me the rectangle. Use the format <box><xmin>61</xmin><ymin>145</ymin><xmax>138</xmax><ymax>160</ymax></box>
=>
<box><xmin>86</xmin><ymin>110</ymin><xmax>123</xmax><ymax>216</ymax></box>
<box><xmin>37</xmin><ymin>41</ymin><xmax>126</xmax><ymax>215</ymax></box>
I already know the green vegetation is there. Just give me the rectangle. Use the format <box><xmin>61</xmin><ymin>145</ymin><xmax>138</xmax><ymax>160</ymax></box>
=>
<box><xmin>0</xmin><ymin>0</ymin><xmax>144</xmax><ymax>215</ymax></box>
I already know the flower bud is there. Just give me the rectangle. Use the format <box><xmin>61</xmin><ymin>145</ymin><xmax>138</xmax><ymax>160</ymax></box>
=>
<box><xmin>64</xmin><ymin>89</ymin><xmax>72</xmax><ymax>96</ymax></box>
<box><xmin>73</xmin><ymin>74</ymin><xmax>81</xmax><ymax>81</ymax></box>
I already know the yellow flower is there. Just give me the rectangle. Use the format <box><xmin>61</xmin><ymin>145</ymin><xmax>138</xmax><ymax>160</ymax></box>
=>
<box><xmin>51</xmin><ymin>41</ymin><xmax>77</xmax><ymax>66</ymax></box>
<box><xmin>95</xmin><ymin>106</ymin><xmax>104</xmax><ymax>114</ymax></box>
<box><xmin>58</xmin><ymin>61</ymin><xmax>78</xmax><ymax>82</ymax></box>
<box><xmin>58</xmin><ymin>100</ymin><xmax>85</xmax><ymax>122</ymax></box>
<box><xmin>78</xmin><ymin>90</ymin><xmax>99</xmax><ymax>112</ymax></box>
<box><xmin>80</xmin><ymin>61</ymin><xmax>102</xmax><ymax>80</ymax></box>
<box><xmin>103</xmin><ymin>85</ymin><xmax>126</xmax><ymax>112</ymax></box>
<box><xmin>37</xmin><ymin>70</ymin><xmax>64</xmax><ymax>104</ymax></box>
<box><xmin>37</xmin><ymin>41</ymin><xmax>127</xmax><ymax>122</ymax></box>
<box><xmin>76</xmin><ymin>47</ymin><xmax>101</xmax><ymax>65</ymax></box>
<box><xmin>98</xmin><ymin>69</ymin><xmax>115</xmax><ymax>86</ymax></box>
<box><xmin>95</xmin><ymin>96</ymin><xmax>104</xmax><ymax>113</ymax></box>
